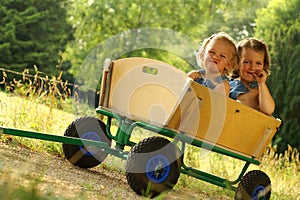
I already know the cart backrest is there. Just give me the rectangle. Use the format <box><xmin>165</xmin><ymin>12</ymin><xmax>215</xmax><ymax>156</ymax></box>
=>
<box><xmin>99</xmin><ymin>57</ymin><xmax>192</xmax><ymax>126</ymax></box>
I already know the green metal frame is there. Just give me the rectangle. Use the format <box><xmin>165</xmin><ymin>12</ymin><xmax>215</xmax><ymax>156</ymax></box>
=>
<box><xmin>0</xmin><ymin>107</ymin><xmax>261</xmax><ymax>192</ymax></box>
<box><xmin>0</xmin><ymin>125</ymin><xmax>127</xmax><ymax>159</ymax></box>
<box><xmin>97</xmin><ymin>108</ymin><xmax>260</xmax><ymax>191</ymax></box>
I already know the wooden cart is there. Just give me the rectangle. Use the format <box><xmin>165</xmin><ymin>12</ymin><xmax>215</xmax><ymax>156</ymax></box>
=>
<box><xmin>0</xmin><ymin>57</ymin><xmax>281</xmax><ymax>199</ymax></box>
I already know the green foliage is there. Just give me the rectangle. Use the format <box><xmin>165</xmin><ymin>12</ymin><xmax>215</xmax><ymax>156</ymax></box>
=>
<box><xmin>65</xmin><ymin>0</ymin><xmax>204</xmax><ymax>75</ymax></box>
<box><xmin>65</xmin><ymin>0</ymin><xmax>269</xmax><ymax>76</ymax></box>
<box><xmin>255</xmin><ymin>0</ymin><xmax>300</xmax><ymax>152</ymax></box>
<box><xmin>0</xmin><ymin>0</ymin><xmax>73</xmax><ymax>78</ymax></box>
<box><xmin>201</xmin><ymin>0</ymin><xmax>269</xmax><ymax>40</ymax></box>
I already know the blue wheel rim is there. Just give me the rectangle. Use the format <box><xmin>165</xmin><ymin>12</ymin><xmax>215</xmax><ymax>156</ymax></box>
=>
<box><xmin>146</xmin><ymin>154</ymin><xmax>170</xmax><ymax>183</ymax></box>
<box><xmin>252</xmin><ymin>185</ymin><xmax>266</xmax><ymax>200</ymax></box>
<box><xmin>79</xmin><ymin>131</ymin><xmax>101</xmax><ymax>156</ymax></box>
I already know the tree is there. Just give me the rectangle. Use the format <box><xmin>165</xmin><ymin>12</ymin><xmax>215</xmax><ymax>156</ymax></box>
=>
<box><xmin>0</xmin><ymin>0</ymin><xmax>73</xmax><ymax>78</ymax></box>
<box><xmin>255</xmin><ymin>0</ymin><xmax>300</xmax><ymax>152</ymax></box>
<box><xmin>65</xmin><ymin>0</ymin><xmax>231</xmax><ymax>75</ymax></box>
<box><xmin>205</xmin><ymin>0</ymin><xmax>269</xmax><ymax>40</ymax></box>
<box><xmin>65</xmin><ymin>0</ymin><xmax>272</xmax><ymax>76</ymax></box>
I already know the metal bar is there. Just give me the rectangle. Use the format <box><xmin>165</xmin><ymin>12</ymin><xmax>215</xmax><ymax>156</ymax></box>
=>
<box><xmin>114</xmin><ymin>118</ymin><xmax>132</xmax><ymax>150</ymax></box>
<box><xmin>177</xmin><ymin>139</ymin><xmax>246</xmax><ymax>191</ymax></box>
<box><xmin>128</xmin><ymin>121</ymin><xmax>178</xmax><ymax>139</ymax></box>
<box><xmin>96</xmin><ymin>107</ymin><xmax>123</xmax><ymax>123</ymax></box>
<box><xmin>122</xmin><ymin>118</ymin><xmax>259</xmax><ymax>164</ymax></box>
<box><xmin>121</xmin><ymin>119</ymin><xmax>136</xmax><ymax>147</ymax></box>
<box><xmin>225</xmin><ymin>162</ymin><xmax>251</xmax><ymax>185</ymax></box>
<box><xmin>0</xmin><ymin>126</ymin><xmax>127</xmax><ymax>159</ymax></box>
<box><xmin>104</xmin><ymin>116</ymin><xmax>115</xmax><ymax>140</ymax></box>
<box><xmin>180</xmin><ymin>164</ymin><xmax>237</xmax><ymax>191</ymax></box>
<box><xmin>96</xmin><ymin>108</ymin><xmax>130</xmax><ymax>149</ymax></box>
<box><xmin>96</xmin><ymin>108</ymin><xmax>132</xmax><ymax>146</ymax></box>
<box><xmin>125</xmin><ymin>120</ymin><xmax>259</xmax><ymax>165</ymax></box>
<box><xmin>180</xmin><ymin>162</ymin><xmax>250</xmax><ymax>191</ymax></box>
<box><xmin>174</xmin><ymin>133</ymin><xmax>260</xmax><ymax>165</ymax></box>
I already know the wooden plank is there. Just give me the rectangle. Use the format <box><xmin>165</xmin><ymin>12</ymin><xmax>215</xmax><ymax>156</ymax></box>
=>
<box><xmin>167</xmin><ymin>81</ymin><xmax>281</xmax><ymax>158</ymax></box>
<box><xmin>104</xmin><ymin>57</ymin><xmax>191</xmax><ymax>126</ymax></box>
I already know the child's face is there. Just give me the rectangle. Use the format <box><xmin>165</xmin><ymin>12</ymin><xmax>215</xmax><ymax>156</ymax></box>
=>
<box><xmin>201</xmin><ymin>39</ymin><xmax>232</xmax><ymax>74</ymax></box>
<box><xmin>239</xmin><ymin>48</ymin><xmax>264</xmax><ymax>82</ymax></box>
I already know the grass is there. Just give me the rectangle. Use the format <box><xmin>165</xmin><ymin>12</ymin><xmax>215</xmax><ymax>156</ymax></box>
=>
<box><xmin>175</xmin><ymin>145</ymin><xmax>300</xmax><ymax>199</ymax></box>
<box><xmin>0</xmin><ymin>173</ymin><xmax>85</xmax><ymax>200</ymax></box>
<box><xmin>0</xmin><ymin>69</ymin><xmax>299</xmax><ymax>199</ymax></box>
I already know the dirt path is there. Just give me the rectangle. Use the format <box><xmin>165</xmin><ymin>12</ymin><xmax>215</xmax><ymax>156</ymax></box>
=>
<box><xmin>0</xmin><ymin>141</ymin><xmax>231</xmax><ymax>200</ymax></box>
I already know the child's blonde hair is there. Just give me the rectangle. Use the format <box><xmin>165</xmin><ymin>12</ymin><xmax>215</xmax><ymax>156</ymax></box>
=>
<box><xmin>200</xmin><ymin>32</ymin><xmax>238</xmax><ymax>75</ymax></box>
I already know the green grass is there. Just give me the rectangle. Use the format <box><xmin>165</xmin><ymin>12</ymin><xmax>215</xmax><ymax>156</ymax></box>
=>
<box><xmin>0</xmin><ymin>69</ymin><xmax>299</xmax><ymax>199</ymax></box>
<box><xmin>176</xmin><ymin>145</ymin><xmax>300</xmax><ymax>199</ymax></box>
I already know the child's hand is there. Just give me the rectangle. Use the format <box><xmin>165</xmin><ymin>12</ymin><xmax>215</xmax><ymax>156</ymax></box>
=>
<box><xmin>187</xmin><ymin>70</ymin><xmax>201</xmax><ymax>80</ymax></box>
<box><xmin>254</xmin><ymin>70</ymin><xmax>267</xmax><ymax>83</ymax></box>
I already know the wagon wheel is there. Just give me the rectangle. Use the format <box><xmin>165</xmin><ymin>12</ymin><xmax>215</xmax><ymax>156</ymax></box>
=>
<box><xmin>126</xmin><ymin>136</ymin><xmax>181</xmax><ymax>198</ymax></box>
<box><xmin>235</xmin><ymin>170</ymin><xmax>271</xmax><ymax>200</ymax></box>
<box><xmin>62</xmin><ymin>116</ymin><xmax>111</xmax><ymax>168</ymax></box>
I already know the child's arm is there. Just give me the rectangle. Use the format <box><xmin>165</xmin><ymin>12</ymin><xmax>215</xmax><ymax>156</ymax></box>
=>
<box><xmin>256</xmin><ymin>71</ymin><xmax>275</xmax><ymax>115</ymax></box>
<box><xmin>258</xmin><ymin>82</ymin><xmax>275</xmax><ymax>115</ymax></box>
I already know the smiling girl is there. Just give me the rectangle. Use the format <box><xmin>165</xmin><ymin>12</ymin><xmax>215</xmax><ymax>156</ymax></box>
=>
<box><xmin>229</xmin><ymin>38</ymin><xmax>275</xmax><ymax>115</ymax></box>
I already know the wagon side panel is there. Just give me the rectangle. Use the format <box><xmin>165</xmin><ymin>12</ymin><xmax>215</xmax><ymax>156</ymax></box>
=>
<box><xmin>167</xmin><ymin>81</ymin><xmax>281</xmax><ymax>158</ymax></box>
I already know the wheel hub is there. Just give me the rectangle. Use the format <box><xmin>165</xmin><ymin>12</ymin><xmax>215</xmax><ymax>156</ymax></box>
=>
<box><xmin>79</xmin><ymin>131</ymin><xmax>101</xmax><ymax>156</ymax></box>
<box><xmin>146</xmin><ymin>154</ymin><xmax>170</xmax><ymax>183</ymax></box>
<box><xmin>154</xmin><ymin>162</ymin><xmax>165</xmax><ymax>177</ymax></box>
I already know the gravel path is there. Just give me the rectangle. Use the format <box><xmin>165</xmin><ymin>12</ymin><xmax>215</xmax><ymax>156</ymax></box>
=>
<box><xmin>0</xmin><ymin>141</ymin><xmax>223</xmax><ymax>200</ymax></box>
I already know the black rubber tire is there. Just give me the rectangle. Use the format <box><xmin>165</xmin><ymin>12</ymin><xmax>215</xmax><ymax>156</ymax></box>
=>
<box><xmin>62</xmin><ymin>116</ymin><xmax>111</xmax><ymax>168</ymax></box>
<box><xmin>235</xmin><ymin>170</ymin><xmax>271</xmax><ymax>200</ymax></box>
<box><xmin>125</xmin><ymin>136</ymin><xmax>181</xmax><ymax>198</ymax></box>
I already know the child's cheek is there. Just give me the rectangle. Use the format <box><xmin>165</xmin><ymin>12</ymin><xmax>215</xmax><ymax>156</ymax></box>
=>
<box><xmin>240</xmin><ymin>65</ymin><xmax>248</xmax><ymax>74</ymax></box>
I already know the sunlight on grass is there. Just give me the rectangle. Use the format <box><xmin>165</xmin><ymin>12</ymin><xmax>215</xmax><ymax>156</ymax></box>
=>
<box><xmin>176</xmin><ymin>144</ymin><xmax>300</xmax><ymax>199</ymax></box>
<box><xmin>0</xmin><ymin>91</ymin><xmax>74</xmax><ymax>155</ymax></box>
<box><xmin>0</xmin><ymin>92</ymin><xmax>74</xmax><ymax>135</ymax></box>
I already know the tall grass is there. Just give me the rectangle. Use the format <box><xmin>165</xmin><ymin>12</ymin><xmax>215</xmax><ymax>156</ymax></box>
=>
<box><xmin>0</xmin><ymin>68</ymin><xmax>299</xmax><ymax>199</ymax></box>
<box><xmin>0</xmin><ymin>67</ymin><xmax>75</xmax><ymax>155</ymax></box>
<box><xmin>176</xmin><ymin>145</ymin><xmax>300</xmax><ymax>199</ymax></box>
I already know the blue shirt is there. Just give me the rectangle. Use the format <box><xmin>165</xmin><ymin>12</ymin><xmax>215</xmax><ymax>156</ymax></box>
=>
<box><xmin>229</xmin><ymin>79</ymin><xmax>258</xmax><ymax>100</ymax></box>
<box><xmin>194</xmin><ymin>69</ymin><xmax>229</xmax><ymax>90</ymax></box>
